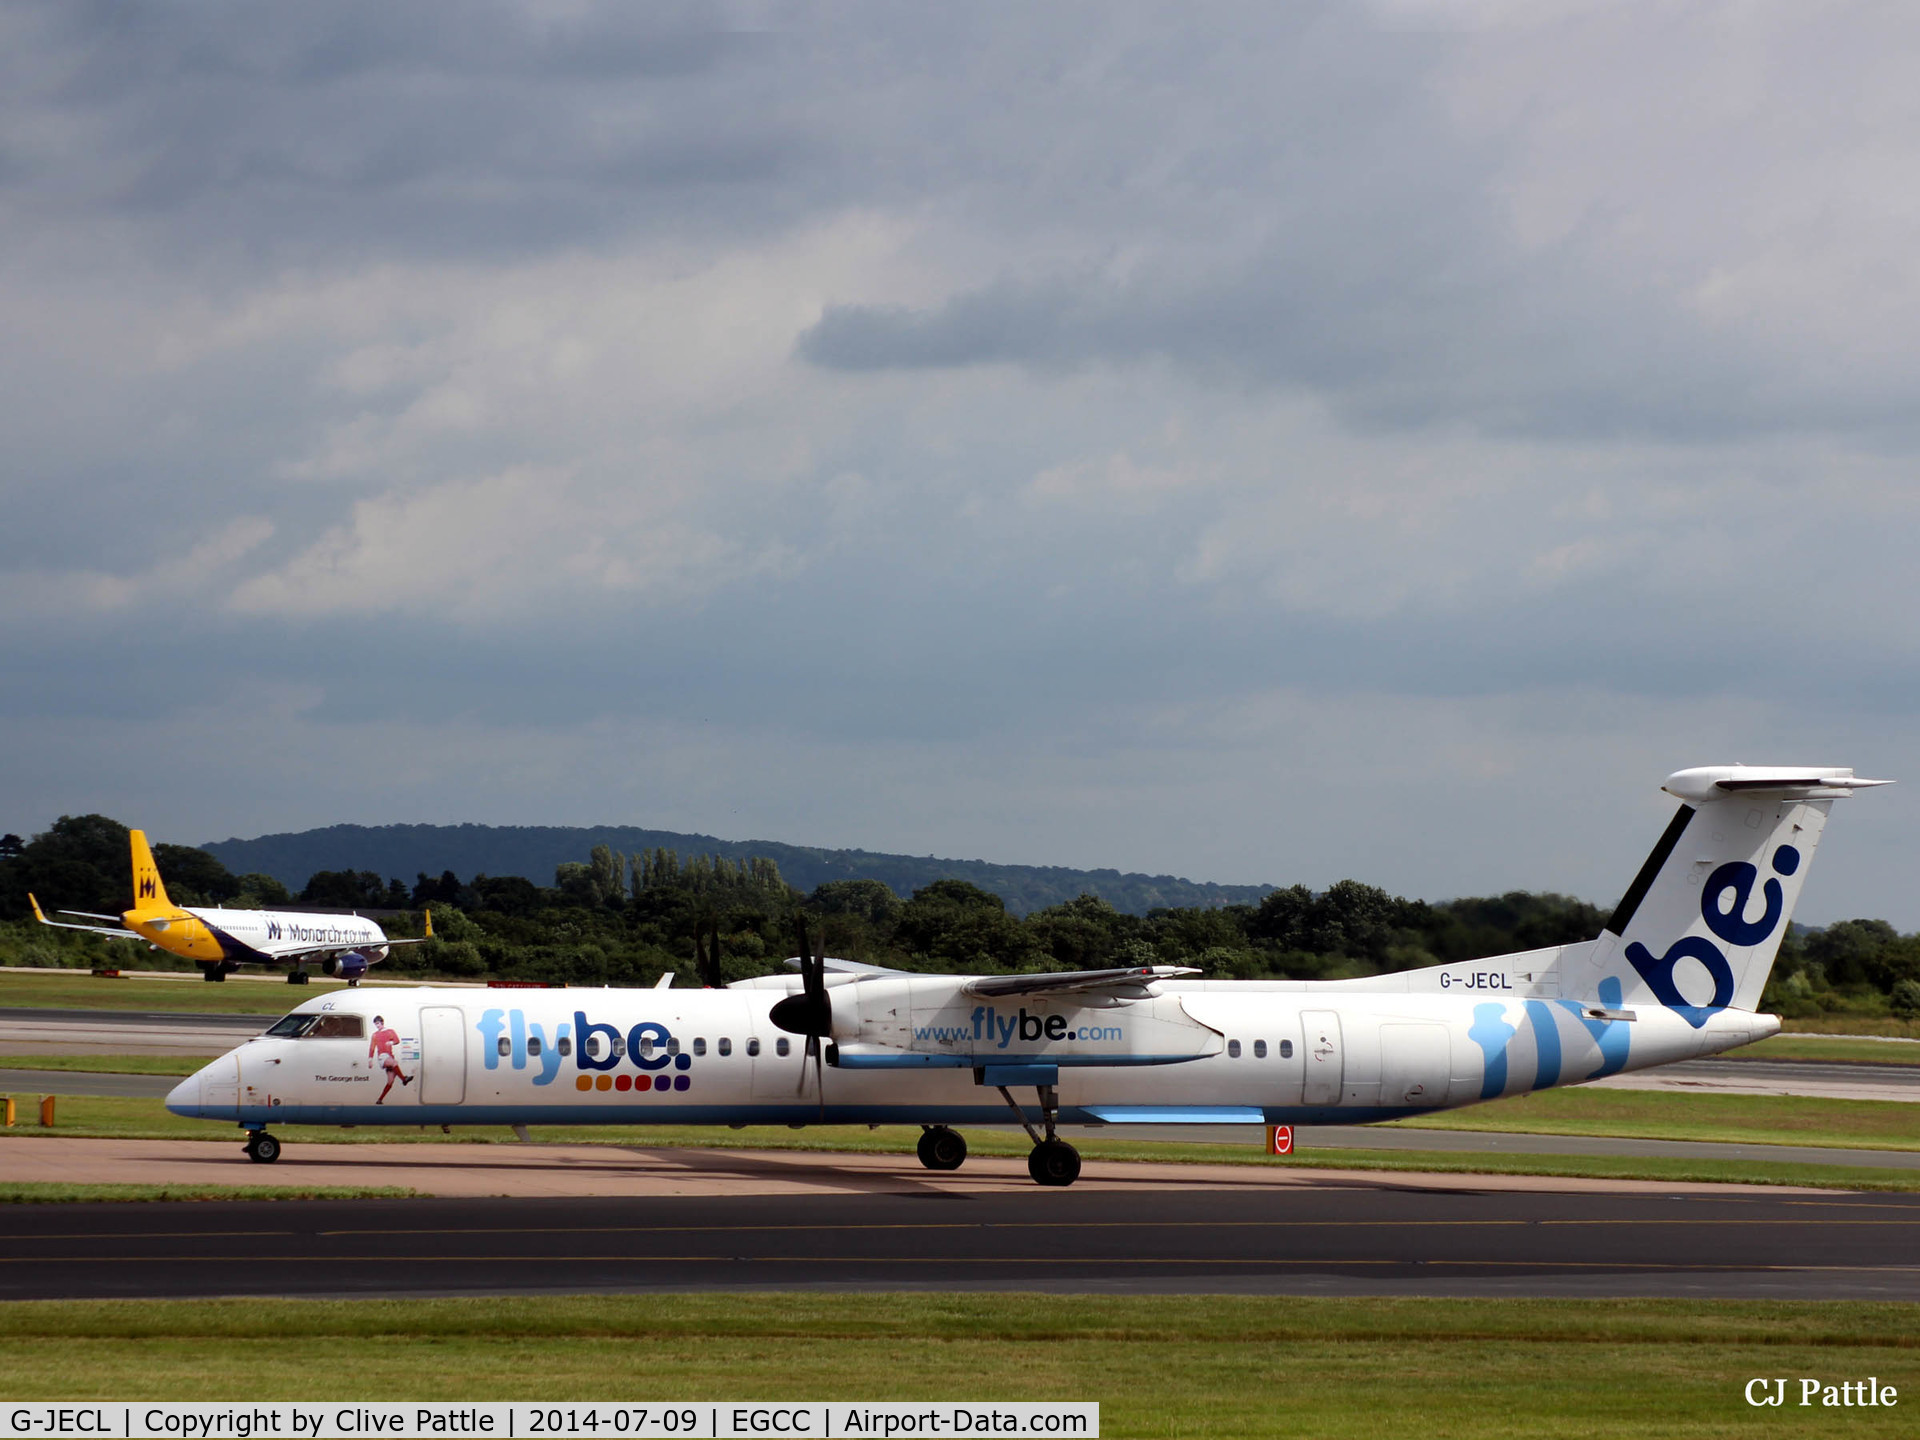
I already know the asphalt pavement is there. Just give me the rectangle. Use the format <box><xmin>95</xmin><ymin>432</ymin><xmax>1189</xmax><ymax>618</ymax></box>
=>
<box><xmin>3</xmin><ymin>1186</ymin><xmax>1915</xmax><ymax>1301</ymax></box>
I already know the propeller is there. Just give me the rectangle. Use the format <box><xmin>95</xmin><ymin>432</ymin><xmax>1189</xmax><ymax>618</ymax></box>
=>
<box><xmin>694</xmin><ymin>916</ymin><xmax>723</xmax><ymax>988</ymax></box>
<box><xmin>769</xmin><ymin>913</ymin><xmax>830</xmax><ymax>1115</ymax></box>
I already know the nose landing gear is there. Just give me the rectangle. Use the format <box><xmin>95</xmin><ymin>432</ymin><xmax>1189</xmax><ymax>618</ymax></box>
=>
<box><xmin>244</xmin><ymin>1132</ymin><xmax>281</xmax><ymax>1164</ymax></box>
<box><xmin>995</xmin><ymin>1083</ymin><xmax>1081</xmax><ymax>1187</ymax></box>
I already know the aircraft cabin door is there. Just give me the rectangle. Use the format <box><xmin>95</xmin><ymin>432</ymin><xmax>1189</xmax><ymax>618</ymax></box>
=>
<box><xmin>418</xmin><ymin>1006</ymin><xmax>467</xmax><ymax>1105</ymax></box>
<box><xmin>1300</xmin><ymin>1010</ymin><xmax>1343</xmax><ymax>1107</ymax></box>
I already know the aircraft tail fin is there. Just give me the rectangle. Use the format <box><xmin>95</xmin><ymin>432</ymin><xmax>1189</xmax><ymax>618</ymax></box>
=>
<box><xmin>128</xmin><ymin>829</ymin><xmax>175</xmax><ymax>914</ymax></box>
<box><xmin>1585</xmin><ymin>766</ymin><xmax>1889</xmax><ymax>1025</ymax></box>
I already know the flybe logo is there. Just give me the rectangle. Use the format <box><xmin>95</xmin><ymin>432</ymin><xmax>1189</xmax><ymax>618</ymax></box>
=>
<box><xmin>907</xmin><ymin>1006</ymin><xmax>1124</xmax><ymax>1048</ymax></box>
<box><xmin>475</xmin><ymin>1009</ymin><xmax>693</xmax><ymax>1094</ymax></box>
<box><xmin>1626</xmin><ymin>844</ymin><xmax>1800</xmax><ymax>1029</ymax></box>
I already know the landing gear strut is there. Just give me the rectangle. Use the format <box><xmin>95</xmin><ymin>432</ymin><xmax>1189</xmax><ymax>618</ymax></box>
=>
<box><xmin>997</xmin><ymin>1083</ymin><xmax>1081</xmax><ymax>1187</ymax></box>
<box><xmin>244</xmin><ymin>1132</ymin><xmax>281</xmax><ymax>1164</ymax></box>
<box><xmin>917</xmin><ymin>1125</ymin><xmax>968</xmax><ymax>1171</ymax></box>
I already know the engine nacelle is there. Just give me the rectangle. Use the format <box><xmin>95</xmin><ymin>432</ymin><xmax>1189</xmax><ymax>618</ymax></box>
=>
<box><xmin>324</xmin><ymin>951</ymin><xmax>373</xmax><ymax>980</ymax></box>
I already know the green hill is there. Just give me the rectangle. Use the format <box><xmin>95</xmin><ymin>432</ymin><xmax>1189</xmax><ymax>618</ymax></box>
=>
<box><xmin>201</xmin><ymin>822</ymin><xmax>1272</xmax><ymax>917</ymax></box>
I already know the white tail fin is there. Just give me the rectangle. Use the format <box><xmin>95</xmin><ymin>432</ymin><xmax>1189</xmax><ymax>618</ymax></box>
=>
<box><xmin>1583</xmin><ymin>766</ymin><xmax>1890</xmax><ymax>1025</ymax></box>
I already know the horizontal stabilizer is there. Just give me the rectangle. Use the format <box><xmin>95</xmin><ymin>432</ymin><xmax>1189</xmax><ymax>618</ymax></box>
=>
<box><xmin>1663</xmin><ymin>765</ymin><xmax>1892</xmax><ymax>800</ymax></box>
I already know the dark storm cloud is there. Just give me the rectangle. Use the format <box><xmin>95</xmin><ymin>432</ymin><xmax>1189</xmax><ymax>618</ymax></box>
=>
<box><xmin>3</xmin><ymin>0</ymin><xmax>796</xmax><ymax>263</ymax></box>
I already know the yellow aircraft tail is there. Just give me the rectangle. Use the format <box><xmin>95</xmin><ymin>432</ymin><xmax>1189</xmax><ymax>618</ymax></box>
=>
<box><xmin>128</xmin><ymin>830</ymin><xmax>175</xmax><ymax>915</ymax></box>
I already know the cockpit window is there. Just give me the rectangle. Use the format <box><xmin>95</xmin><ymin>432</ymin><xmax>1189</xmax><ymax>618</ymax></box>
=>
<box><xmin>264</xmin><ymin>1012</ymin><xmax>365</xmax><ymax>1039</ymax></box>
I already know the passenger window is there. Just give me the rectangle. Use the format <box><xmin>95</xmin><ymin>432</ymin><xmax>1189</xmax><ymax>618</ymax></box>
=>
<box><xmin>1228</xmin><ymin>1039</ymin><xmax>1242</xmax><ymax>1058</ymax></box>
<box><xmin>306</xmin><ymin>1014</ymin><xmax>365</xmax><ymax>1040</ymax></box>
<box><xmin>747</xmin><ymin>1037</ymin><xmax>761</xmax><ymax>1057</ymax></box>
<box><xmin>527</xmin><ymin>1036</ymin><xmax>542</xmax><ymax>1057</ymax></box>
<box><xmin>717</xmin><ymin>1037</ymin><xmax>732</xmax><ymax>1057</ymax></box>
<box><xmin>1279</xmin><ymin>1039</ymin><xmax>1294</xmax><ymax>1059</ymax></box>
<box><xmin>692</xmin><ymin>1038</ymin><xmax>707</xmax><ymax>1056</ymax></box>
<box><xmin>586</xmin><ymin>1033</ymin><xmax>622</xmax><ymax>1061</ymax></box>
<box><xmin>667</xmin><ymin>1037</ymin><xmax>681</xmax><ymax>1056</ymax></box>
<box><xmin>1253</xmin><ymin>1039</ymin><xmax>1267</xmax><ymax>1059</ymax></box>
<box><xmin>637</xmin><ymin>1035</ymin><xmax>656</xmax><ymax>1058</ymax></box>
<box><xmin>776</xmin><ymin>1037</ymin><xmax>790</xmax><ymax>1057</ymax></box>
<box><xmin>558</xmin><ymin>1036</ymin><xmax>572</xmax><ymax>1057</ymax></box>
<box><xmin>496</xmin><ymin>1036</ymin><xmax>511</xmax><ymax>1057</ymax></box>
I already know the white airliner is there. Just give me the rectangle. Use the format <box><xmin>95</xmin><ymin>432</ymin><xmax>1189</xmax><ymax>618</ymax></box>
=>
<box><xmin>167</xmin><ymin>765</ymin><xmax>1886</xmax><ymax>1182</ymax></box>
<box><xmin>30</xmin><ymin>830</ymin><xmax>429</xmax><ymax>984</ymax></box>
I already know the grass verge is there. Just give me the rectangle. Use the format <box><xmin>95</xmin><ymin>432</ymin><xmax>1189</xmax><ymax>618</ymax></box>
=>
<box><xmin>1740</xmin><ymin>1034</ymin><xmax>1920</xmax><ymax>1063</ymax></box>
<box><xmin>0</xmin><ymin>1054</ymin><xmax>204</xmax><ymax>1075</ymax></box>
<box><xmin>0</xmin><ymin>1294</ymin><xmax>1913</xmax><ymax>1436</ymax></box>
<box><xmin>1386</xmin><ymin>1086</ymin><xmax>1920</xmax><ymax>1151</ymax></box>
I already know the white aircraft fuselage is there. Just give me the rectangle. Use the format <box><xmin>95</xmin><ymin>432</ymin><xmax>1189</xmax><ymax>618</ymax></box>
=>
<box><xmin>167</xmin><ymin>969</ymin><xmax>1771</xmax><ymax>1130</ymax></box>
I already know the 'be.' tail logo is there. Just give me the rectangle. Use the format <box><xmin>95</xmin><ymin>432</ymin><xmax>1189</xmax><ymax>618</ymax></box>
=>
<box><xmin>1626</xmin><ymin>844</ymin><xmax>1799</xmax><ymax>1028</ymax></box>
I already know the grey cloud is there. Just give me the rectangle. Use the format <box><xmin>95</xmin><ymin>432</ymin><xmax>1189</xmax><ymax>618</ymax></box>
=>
<box><xmin>4</xmin><ymin>1</ymin><xmax>797</xmax><ymax>264</ymax></box>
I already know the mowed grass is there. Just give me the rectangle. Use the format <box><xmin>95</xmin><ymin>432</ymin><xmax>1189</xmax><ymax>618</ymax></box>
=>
<box><xmin>1390</xmin><ymin>1086</ymin><xmax>1920</xmax><ymax>1151</ymax></box>
<box><xmin>1783</xmin><ymin>1016</ymin><xmax>1920</xmax><ymax>1039</ymax></box>
<box><xmin>5</xmin><ymin>1098</ymin><xmax>1920</xmax><ymax>1192</ymax></box>
<box><xmin>0</xmin><ymin>1295</ymin><xmax>1913</xmax><ymax>1437</ymax></box>
<box><xmin>0</xmin><ymin>1054</ymin><xmax>204</xmax><ymax>1075</ymax></box>
<box><xmin>1742</xmin><ymin>1035</ymin><xmax>1920</xmax><ymax>1064</ymax></box>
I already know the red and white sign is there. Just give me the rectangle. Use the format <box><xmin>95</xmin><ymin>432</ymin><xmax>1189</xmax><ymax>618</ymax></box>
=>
<box><xmin>1266</xmin><ymin>1124</ymin><xmax>1294</xmax><ymax>1156</ymax></box>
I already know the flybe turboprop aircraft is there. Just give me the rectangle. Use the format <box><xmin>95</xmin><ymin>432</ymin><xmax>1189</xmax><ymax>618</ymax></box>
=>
<box><xmin>167</xmin><ymin>765</ymin><xmax>1886</xmax><ymax>1182</ymax></box>
<box><xmin>30</xmin><ymin>830</ymin><xmax>429</xmax><ymax>984</ymax></box>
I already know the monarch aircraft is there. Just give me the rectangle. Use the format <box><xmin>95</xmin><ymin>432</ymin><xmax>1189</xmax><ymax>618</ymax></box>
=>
<box><xmin>167</xmin><ymin>765</ymin><xmax>1886</xmax><ymax>1181</ymax></box>
<box><xmin>30</xmin><ymin>830</ymin><xmax>429</xmax><ymax>984</ymax></box>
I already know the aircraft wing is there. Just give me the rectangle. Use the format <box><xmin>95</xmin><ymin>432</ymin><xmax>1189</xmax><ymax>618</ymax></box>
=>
<box><xmin>28</xmin><ymin>894</ymin><xmax>138</xmax><ymax>940</ymax></box>
<box><xmin>783</xmin><ymin>956</ymin><xmax>913</xmax><ymax>978</ymax></box>
<box><xmin>961</xmin><ymin>964</ymin><xmax>1200</xmax><ymax>998</ymax></box>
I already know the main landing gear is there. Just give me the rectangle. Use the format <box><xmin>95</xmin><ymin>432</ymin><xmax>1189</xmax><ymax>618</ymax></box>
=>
<box><xmin>917</xmin><ymin>1125</ymin><xmax>968</xmax><ymax>1171</ymax></box>
<box><xmin>244</xmin><ymin>1131</ymin><xmax>281</xmax><ymax>1164</ymax></box>
<box><xmin>996</xmin><ymin>1083</ymin><xmax>1081</xmax><ymax>1187</ymax></box>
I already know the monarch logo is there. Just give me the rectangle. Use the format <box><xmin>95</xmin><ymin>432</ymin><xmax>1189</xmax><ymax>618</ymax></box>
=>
<box><xmin>138</xmin><ymin>876</ymin><xmax>157</xmax><ymax>899</ymax></box>
<box><xmin>266</xmin><ymin>919</ymin><xmax>282</xmax><ymax>940</ymax></box>
<box><xmin>1626</xmin><ymin>844</ymin><xmax>1799</xmax><ymax>1028</ymax></box>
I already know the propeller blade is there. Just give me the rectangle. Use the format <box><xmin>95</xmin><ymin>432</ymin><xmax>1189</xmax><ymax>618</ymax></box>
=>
<box><xmin>813</xmin><ymin>1037</ymin><xmax>826</xmax><ymax>1119</ymax></box>
<box><xmin>797</xmin><ymin>1032</ymin><xmax>818</xmax><ymax>1096</ymax></box>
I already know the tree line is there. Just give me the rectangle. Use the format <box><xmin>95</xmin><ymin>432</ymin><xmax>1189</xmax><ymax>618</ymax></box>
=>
<box><xmin>3</xmin><ymin>813</ymin><xmax>1917</xmax><ymax>1022</ymax></box>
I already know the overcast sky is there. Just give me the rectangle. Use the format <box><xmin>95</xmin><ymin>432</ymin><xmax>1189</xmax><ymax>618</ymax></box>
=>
<box><xmin>4</xmin><ymin>0</ymin><xmax>1917</xmax><ymax>924</ymax></box>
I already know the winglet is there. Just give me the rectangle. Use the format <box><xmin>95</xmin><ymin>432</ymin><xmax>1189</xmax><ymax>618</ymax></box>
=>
<box><xmin>28</xmin><ymin>893</ymin><xmax>48</xmax><ymax>925</ymax></box>
<box><xmin>424</xmin><ymin>908</ymin><xmax>433</xmax><ymax>939</ymax></box>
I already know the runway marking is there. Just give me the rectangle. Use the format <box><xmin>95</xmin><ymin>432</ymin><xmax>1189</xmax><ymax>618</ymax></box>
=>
<box><xmin>4</xmin><ymin>1255</ymin><xmax>1920</xmax><ymax>1274</ymax></box>
<box><xmin>297</xmin><ymin>1218</ymin><xmax>1919</xmax><ymax>1237</ymax></box>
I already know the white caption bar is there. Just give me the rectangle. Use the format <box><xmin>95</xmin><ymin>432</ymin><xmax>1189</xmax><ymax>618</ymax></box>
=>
<box><xmin>3</xmin><ymin>1406</ymin><xmax>1097</xmax><ymax>1440</ymax></box>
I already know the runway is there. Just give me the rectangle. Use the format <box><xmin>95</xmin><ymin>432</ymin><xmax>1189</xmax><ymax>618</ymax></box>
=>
<box><xmin>2</xmin><ymin>1178</ymin><xmax>1916</xmax><ymax>1302</ymax></box>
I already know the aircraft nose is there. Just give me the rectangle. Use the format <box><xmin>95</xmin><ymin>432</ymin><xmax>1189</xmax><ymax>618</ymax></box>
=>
<box><xmin>164</xmin><ymin>1072</ymin><xmax>203</xmax><ymax>1116</ymax></box>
